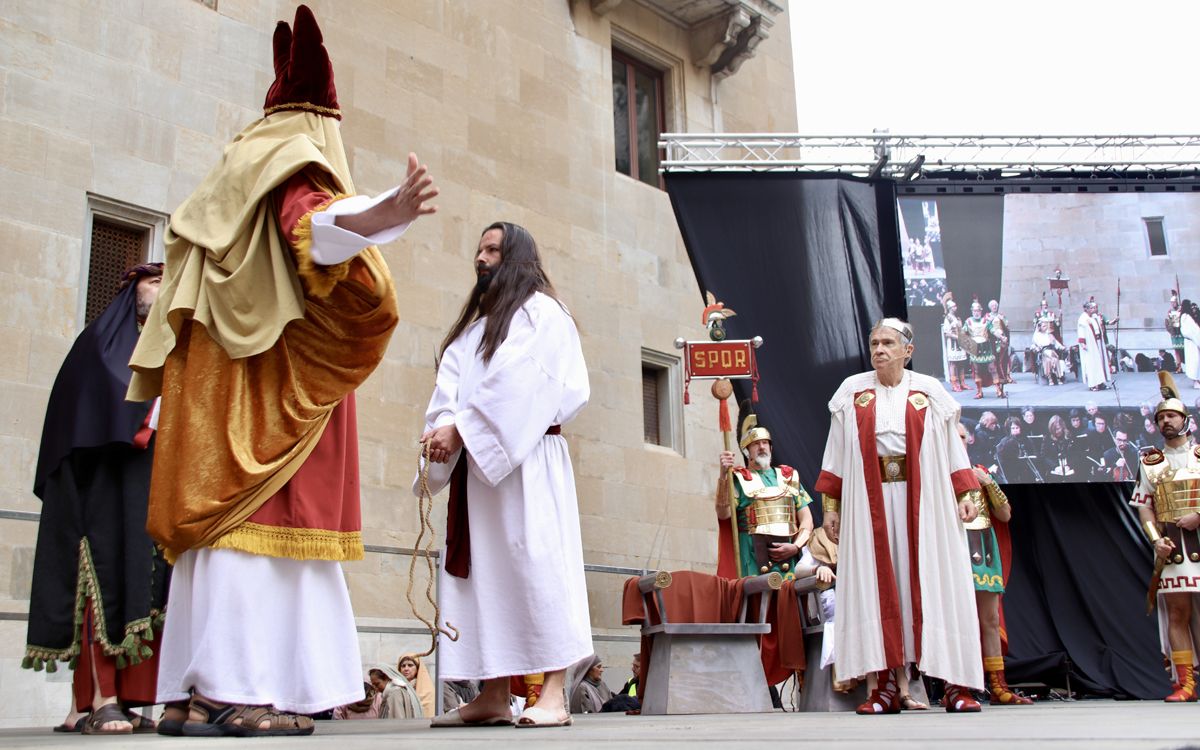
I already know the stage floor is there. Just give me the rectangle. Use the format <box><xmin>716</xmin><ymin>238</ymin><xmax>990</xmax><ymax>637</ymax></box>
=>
<box><xmin>946</xmin><ymin>370</ymin><xmax>1193</xmax><ymax>412</ymax></box>
<box><xmin>2</xmin><ymin>700</ymin><xmax>1196</xmax><ymax>749</ymax></box>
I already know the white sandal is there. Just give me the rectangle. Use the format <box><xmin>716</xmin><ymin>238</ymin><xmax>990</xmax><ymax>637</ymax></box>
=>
<box><xmin>515</xmin><ymin>706</ymin><xmax>573</xmax><ymax>728</ymax></box>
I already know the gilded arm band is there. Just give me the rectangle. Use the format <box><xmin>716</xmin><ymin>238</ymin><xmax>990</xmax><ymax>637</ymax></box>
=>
<box><xmin>1143</xmin><ymin>521</ymin><xmax>1163</xmax><ymax>544</ymax></box>
<box><xmin>821</xmin><ymin>494</ymin><xmax>841</xmax><ymax>513</ymax></box>
<box><xmin>981</xmin><ymin>481</ymin><xmax>1009</xmax><ymax>510</ymax></box>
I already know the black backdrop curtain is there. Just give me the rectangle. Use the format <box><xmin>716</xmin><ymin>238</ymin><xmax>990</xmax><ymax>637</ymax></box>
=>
<box><xmin>665</xmin><ymin>171</ymin><xmax>1169</xmax><ymax>699</ymax></box>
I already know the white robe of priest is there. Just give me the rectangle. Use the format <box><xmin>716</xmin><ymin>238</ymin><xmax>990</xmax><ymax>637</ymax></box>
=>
<box><xmin>1077</xmin><ymin>312</ymin><xmax>1109</xmax><ymax>388</ymax></box>
<box><xmin>815</xmin><ymin>370</ymin><xmax>983</xmax><ymax>690</ymax></box>
<box><xmin>415</xmin><ymin>292</ymin><xmax>592</xmax><ymax>680</ymax></box>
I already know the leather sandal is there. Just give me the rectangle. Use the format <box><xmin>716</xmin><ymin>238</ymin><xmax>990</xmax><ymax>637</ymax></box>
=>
<box><xmin>181</xmin><ymin>696</ymin><xmax>314</xmax><ymax>737</ymax></box>
<box><xmin>156</xmin><ymin>701</ymin><xmax>190</xmax><ymax>736</ymax></box>
<box><xmin>430</xmin><ymin>706</ymin><xmax>514</xmax><ymax>728</ymax></box>
<box><xmin>81</xmin><ymin>703</ymin><xmax>132</xmax><ymax>735</ymax></box>
<box><xmin>123</xmin><ymin>709</ymin><xmax>158</xmax><ymax>734</ymax></box>
<box><xmin>51</xmin><ymin>716</ymin><xmax>86</xmax><ymax>733</ymax></box>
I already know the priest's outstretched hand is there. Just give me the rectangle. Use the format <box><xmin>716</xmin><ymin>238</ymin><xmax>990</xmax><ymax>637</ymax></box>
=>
<box><xmin>335</xmin><ymin>152</ymin><xmax>439</xmax><ymax>237</ymax></box>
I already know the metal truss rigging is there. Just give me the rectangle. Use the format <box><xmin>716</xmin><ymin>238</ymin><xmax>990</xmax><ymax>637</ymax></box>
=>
<box><xmin>659</xmin><ymin>134</ymin><xmax>1200</xmax><ymax>179</ymax></box>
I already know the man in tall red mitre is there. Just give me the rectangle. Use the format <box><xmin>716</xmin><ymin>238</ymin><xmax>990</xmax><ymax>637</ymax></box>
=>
<box><xmin>816</xmin><ymin>318</ymin><xmax>984</xmax><ymax>715</ymax></box>
<box><xmin>127</xmin><ymin>6</ymin><xmax>437</xmax><ymax>737</ymax></box>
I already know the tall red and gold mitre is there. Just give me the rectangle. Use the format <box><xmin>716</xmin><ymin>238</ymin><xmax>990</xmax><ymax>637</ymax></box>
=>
<box><xmin>263</xmin><ymin>4</ymin><xmax>341</xmax><ymax>120</ymax></box>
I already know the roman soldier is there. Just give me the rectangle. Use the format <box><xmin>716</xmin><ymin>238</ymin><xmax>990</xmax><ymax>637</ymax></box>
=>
<box><xmin>964</xmin><ymin>299</ymin><xmax>1004</xmax><ymax>399</ymax></box>
<box><xmin>716</xmin><ymin>413</ymin><xmax>815</xmax><ymax>579</ymax></box>
<box><xmin>1132</xmin><ymin>371</ymin><xmax>1200</xmax><ymax>702</ymax></box>
<box><xmin>1167</xmin><ymin>293</ymin><xmax>1185</xmax><ymax>375</ymax></box>
<box><xmin>985</xmin><ymin>300</ymin><xmax>1013</xmax><ymax>385</ymax></box>
<box><xmin>956</xmin><ymin>425</ymin><xmax>1032</xmax><ymax>706</ymax></box>
<box><xmin>941</xmin><ymin>294</ymin><xmax>968</xmax><ymax>392</ymax></box>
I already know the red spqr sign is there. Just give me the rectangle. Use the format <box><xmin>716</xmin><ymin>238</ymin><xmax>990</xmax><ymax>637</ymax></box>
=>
<box><xmin>674</xmin><ymin>338</ymin><xmax>762</xmax><ymax>404</ymax></box>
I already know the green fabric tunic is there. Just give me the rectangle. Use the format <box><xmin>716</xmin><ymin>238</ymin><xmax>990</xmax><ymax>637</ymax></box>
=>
<box><xmin>970</xmin><ymin>526</ymin><xmax>1005</xmax><ymax>593</ymax></box>
<box><xmin>733</xmin><ymin>467</ymin><xmax>813</xmax><ymax>580</ymax></box>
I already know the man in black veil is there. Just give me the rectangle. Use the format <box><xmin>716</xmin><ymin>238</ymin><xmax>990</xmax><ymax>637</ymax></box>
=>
<box><xmin>24</xmin><ymin>263</ymin><xmax>169</xmax><ymax>735</ymax></box>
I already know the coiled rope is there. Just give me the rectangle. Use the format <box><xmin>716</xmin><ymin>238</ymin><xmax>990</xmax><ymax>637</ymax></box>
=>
<box><xmin>408</xmin><ymin>443</ymin><xmax>460</xmax><ymax>657</ymax></box>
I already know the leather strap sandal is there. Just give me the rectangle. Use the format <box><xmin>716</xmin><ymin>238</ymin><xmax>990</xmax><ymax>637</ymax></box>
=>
<box><xmin>81</xmin><ymin>703</ymin><xmax>132</xmax><ymax>735</ymax></box>
<box><xmin>182</xmin><ymin>696</ymin><xmax>315</xmax><ymax>737</ymax></box>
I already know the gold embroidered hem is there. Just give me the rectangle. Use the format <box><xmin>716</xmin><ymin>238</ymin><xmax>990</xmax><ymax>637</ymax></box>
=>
<box><xmin>208</xmin><ymin>522</ymin><xmax>364</xmax><ymax>562</ymax></box>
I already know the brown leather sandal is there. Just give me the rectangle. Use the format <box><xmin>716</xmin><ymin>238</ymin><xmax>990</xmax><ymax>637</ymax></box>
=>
<box><xmin>181</xmin><ymin>696</ymin><xmax>314</xmax><ymax>737</ymax></box>
<box><xmin>81</xmin><ymin>703</ymin><xmax>132</xmax><ymax>735</ymax></box>
<box><xmin>123</xmin><ymin>708</ymin><xmax>158</xmax><ymax>733</ymax></box>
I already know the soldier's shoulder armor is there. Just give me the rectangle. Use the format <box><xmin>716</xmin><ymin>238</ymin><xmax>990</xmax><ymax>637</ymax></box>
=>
<box><xmin>732</xmin><ymin>467</ymin><xmax>754</xmax><ymax>481</ymax></box>
<box><xmin>778</xmin><ymin>465</ymin><xmax>795</xmax><ymax>479</ymax></box>
<box><xmin>1141</xmin><ymin>447</ymin><xmax>1165</xmax><ymax>466</ymax></box>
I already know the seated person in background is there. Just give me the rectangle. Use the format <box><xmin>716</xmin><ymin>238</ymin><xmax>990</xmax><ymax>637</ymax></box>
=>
<box><xmin>798</xmin><ymin>528</ymin><xmax>850</xmax><ymax>693</ymax></box>
<box><xmin>1138</xmin><ymin>416</ymin><xmax>1161</xmax><ymax>448</ymax></box>
<box><xmin>399</xmin><ymin>654</ymin><xmax>436</xmax><ymax>718</ymax></box>
<box><xmin>1101</xmin><ymin>427</ymin><xmax>1139</xmax><ymax>482</ymax></box>
<box><xmin>369</xmin><ymin>666</ymin><xmax>423</xmax><ymax>719</ymax></box>
<box><xmin>620</xmin><ymin>654</ymin><xmax>641</xmax><ymax>698</ymax></box>
<box><xmin>1068</xmin><ymin>409</ymin><xmax>1089</xmax><ymax>442</ymax></box>
<box><xmin>1084</xmin><ymin>415</ymin><xmax>1114</xmax><ymax>476</ymax></box>
<box><xmin>569</xmin><ymin>656</ymin><xmax>613</xmax><ymax>714</ymax></box>
<box><xmin>1021</xmin><ymin>407</ymin><xmax>1045</xmax><ymax>442</ymax></box>
<box><xmin>1041</xmin><ymin>415</ymin><xmax>1078</xmax><ymax>481</ymax></box>
<box><xmin>996</xmin><ymin>417</ymin><xmax>1038</xmax><ymax>484</ymax></box>
<box><xmin>1120</xmin><ymin>349</ymin><xmax>1135</xmax><ymax>372</ymax></box>
<box><xmin>441</xmin><ymin>681</ymin><xmax>480</xmax><ymax>712</ymax></box>
<box><xmin>332</xmin><ymin>683</ymin><xmax>382</xmax><ymax>720</ymax></box>
<box><xmin>1158</xmin><ymin>349</ymin><xmax>1178</xmax><ymax>373</ymax></box>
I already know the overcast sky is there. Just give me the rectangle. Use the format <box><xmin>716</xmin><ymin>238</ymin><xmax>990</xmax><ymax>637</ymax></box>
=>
<box><xmin>790</xmin><ymin>0</ymin><xmax>1200</xmax><ymax>135</ymax></box>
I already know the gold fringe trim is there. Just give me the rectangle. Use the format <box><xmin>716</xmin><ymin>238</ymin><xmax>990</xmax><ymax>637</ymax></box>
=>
<box><xmin>209</xmin><ymin>522</ymin><xmax>364</xmax><ymax>562</ymax></box>
<box><xmin>264</xmin><ymin>102</ymin><xmax>342</xmax><ymax>119</ymax></box>
<box><xmin>23</xmin><ymin>538</ymin><xmax>166</xmax><ymax>671</ymax></box>
<box><xmin>290</xmin><ymin>192</ymin><xmax>355</xmax><ymax>299</ymax></box>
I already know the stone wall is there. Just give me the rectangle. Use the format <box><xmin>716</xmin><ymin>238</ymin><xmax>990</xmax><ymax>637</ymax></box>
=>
<box><xmin>0</xmin><ymin>0</ymin><xmax>796</xmax><ymax>725</ymax></box>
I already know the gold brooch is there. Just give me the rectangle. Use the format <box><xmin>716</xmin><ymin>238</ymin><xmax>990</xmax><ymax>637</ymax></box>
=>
<box><xmin>908</xmin><ymin>393</ymin><xmax>928</xmax><ymax>410</ymax></box>
<box><xmin>855</xmin><ymin>391</ymin><xmax>876</xmax><ymax>408</ymax></box>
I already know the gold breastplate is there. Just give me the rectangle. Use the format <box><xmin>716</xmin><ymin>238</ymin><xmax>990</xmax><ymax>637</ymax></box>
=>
<box><xmin>1147</xmin><ymin>449</ymin><xmax>1200</xmax><ymax>522</ymax></box>
<box><xmin>735</xmin><ymin>471</ymin><xmax>800</xmax><ymax>537</ymax></box>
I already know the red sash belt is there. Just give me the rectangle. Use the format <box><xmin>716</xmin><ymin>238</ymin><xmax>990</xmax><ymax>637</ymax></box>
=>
<box><xmin>445</xmin><ymin>424</ymin><xmax>561</xmax><ymax>579</ymax></box>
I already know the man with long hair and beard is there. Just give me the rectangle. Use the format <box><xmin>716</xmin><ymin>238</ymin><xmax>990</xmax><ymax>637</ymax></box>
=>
<box><xmin>417</xmin><ymin>222</ymin><xmax>591</xmax><ymax>728</ymax></box>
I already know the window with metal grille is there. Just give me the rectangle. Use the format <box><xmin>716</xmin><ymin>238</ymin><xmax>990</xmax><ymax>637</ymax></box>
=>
<box><xmin>1144</xmin><ymin>217</ymin><xmax>1168</xmax><ymax>257</ymax></box>
<box><xmin>642</xmin><ymin>365</ymin><xmax>662</xmax><ymax>445</ymax></box>
<box><xmin>612</xmin><ymin>50</ymin><xmax>665</xmax><ymax>188</ymax></box>
<box><xmin>85</xmin><ymin>218</ymin><xmax>148</xmax><ymax>326</ymax></box>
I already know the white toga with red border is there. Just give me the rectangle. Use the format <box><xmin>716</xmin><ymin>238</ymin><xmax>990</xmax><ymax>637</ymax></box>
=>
<box><xmin>815</xmin><ymin>370</ymin><xmax>983</xmax><ymax>689</ymax></box>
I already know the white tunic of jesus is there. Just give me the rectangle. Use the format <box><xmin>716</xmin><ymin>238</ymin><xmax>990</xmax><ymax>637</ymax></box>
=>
<box><xmin>1182</xmin><ymin>312</ymin><xmax>1200</xmax><ymax>381</ymax></box>
<box><xmin>1076</xmin><ymin>312</ymin><xmax>1109</xmax><ymax>388</ymax></box>
<box><xmin>416</xmin><ymin>291</ymin><xmax>592</xmax><ymax>680</ymax></box>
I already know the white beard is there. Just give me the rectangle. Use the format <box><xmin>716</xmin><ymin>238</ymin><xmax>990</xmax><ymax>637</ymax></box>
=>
<box><xmin>752</xmin><ymin>453</ymin><xmax>771</xmax><ymax>470</ymax></box>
